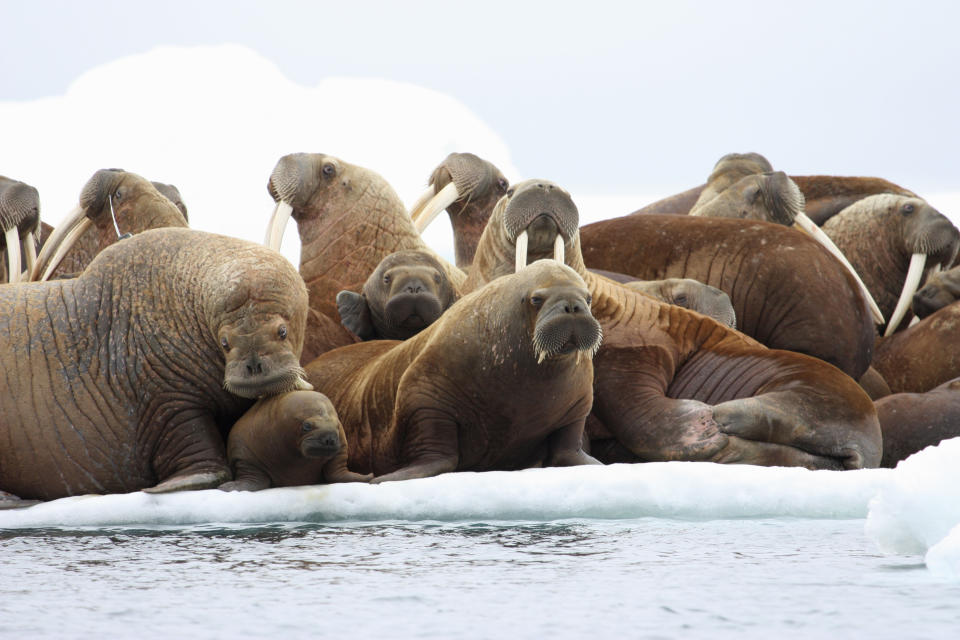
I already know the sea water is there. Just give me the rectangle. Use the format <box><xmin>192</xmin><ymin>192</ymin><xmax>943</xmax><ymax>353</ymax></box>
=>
<box><xmin>2</xmin><ymin>442</ymin><xmax>959</xmax><ymax>639</ymax></box>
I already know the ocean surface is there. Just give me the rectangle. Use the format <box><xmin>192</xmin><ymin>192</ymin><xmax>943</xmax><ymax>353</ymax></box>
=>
<box><xmin>2</xmin><ymin>443</ymin><xmax>959</xmax><ymax>639</ymax></box>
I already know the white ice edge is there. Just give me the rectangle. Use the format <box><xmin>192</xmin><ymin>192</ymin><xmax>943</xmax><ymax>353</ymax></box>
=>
<box><xmin>0</xmin><ymin>462</ymin><xmax>893</xmax><ymax>529</ymax></box>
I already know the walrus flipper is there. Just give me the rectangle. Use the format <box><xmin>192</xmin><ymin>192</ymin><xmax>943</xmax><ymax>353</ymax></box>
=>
<box><xmin>143</xmin><ymin>471</ymin><xmax>230</xmax><ymax>494</ymax></box>
<box><xmin>336</xmin><ymin>290</ymin><xmax>376</xmax><ymax>340</ymax></box>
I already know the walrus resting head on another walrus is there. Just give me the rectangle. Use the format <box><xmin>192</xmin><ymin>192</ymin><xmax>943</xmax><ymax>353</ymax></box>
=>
<box><xmin>305</xmin><ymin>259</ymin><xmax>603</xmax><ymax>484</ymax></box>
<box><xmin>336</xmin><ymin>249</ymin><xmax>458</xmax><ymax>340</ymax></box>
<box><xmin>220</xmin><ymin>390</ymin><xmax>372</xmax><ymax>491</ymax></box>
<box><xmin>0</xmin><ymin>228</ymin><xmax>310</xmax><ymax>508</ymax></box>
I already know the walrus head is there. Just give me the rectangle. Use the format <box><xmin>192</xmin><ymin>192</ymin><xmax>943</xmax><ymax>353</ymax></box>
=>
<box><xmin>493</xmin><ymin>179</ymin><xmax>580</xmax><ymax>272</ymax></box>
<box><xmin>912</xmin><ymin>265</ymin><xmax>960</xmax><ymax>319</ymax></box>
<box><xmin>31</xmin><ymin>169</ymin><xmax>188</xmax><ymax>281</ymax></box>
<box><xmin>691</xmin><ymin>171</ymin><xmax>804</xmax><ymax>226</ymax></box>
<box><xmin>519</xmin><ymin>260</ymin><xmax>602</xmax><ymax>364</ymax></box>
<box><xmin>694</xmin><ymin>152</ymin><xmax>774</xmax><ymax>208</ymax></box>
<box><xmin>337</xmin><ymin>249</ymin><xmax>458</xmax><ymax>340</ymax></box>
<box><xmin>410</xmin><ymin>152</ymin><xmax>509</xmax><ymax>230</ymax></box>
<box><xmin>151</xmin><ymin>181</ymin><xmax>189</xmax><ymax>223</ymax></box>
<box><xmin>0</xmin><ymin>176</ymin><xmax>41</xmax><ymax>283</ymax></box>
<box><xmin>289</xmin><ymin>392</ymin><xmax>345</xmax><ymax>459</ymax></box>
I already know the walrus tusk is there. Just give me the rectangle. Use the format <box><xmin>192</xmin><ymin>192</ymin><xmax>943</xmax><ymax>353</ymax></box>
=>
<box><xmin>5</xmin><ymin>227</ymin><xmax>21</xmax><ymax>283</ymax></box>
<box><xmin>794</xmin><ymin>212</ymin><xmax>885</xmax><ymax>325</ymax></box>
<box><xmin>885</xmin><ymin>252</ymin><xmax>927</xmax><ymax>337</ymax></box>
<box><xmin>412</xmin><ymin>182</ymin><xmax>459</xmax><ymax>233</ymax></box>
<box><xmin>264</xmin><ymin>200</ymin><xmax>293</xmax><ymax>252</ymax></box>
<box><xmin>39</xmin><ymin>218</ymin><xmax>93</xmax><ymax>282</ymax></box>
<box><xmin>23</xmin><ymin>231</ymin><xmax>37</xmax><ymax>277</ymax></box>
<box><xmin>31</xmin><ymin>205</ymin><xmax>91</xmax><ymax>281</ymax></box>
<box><xmin>294</xmin><ymin>376</ymin><xmax>314</xmax><ymax>391</ymax></box>
<box><xmin>515</xmin><ymin>230</ymin><xmax>529</xmax><ymax>273</ymax></box>
<box><xmin>553</xmin><ymin>234</ymin><xmax>565</xmax><ymax>264</ymax></box>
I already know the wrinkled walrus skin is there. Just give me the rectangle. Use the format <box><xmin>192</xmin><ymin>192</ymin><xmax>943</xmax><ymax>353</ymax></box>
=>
<box><xmin>0</xmin><ymin>228</ymin><xmax>309</xmax><ymax>505</ymax></box>
<box><xmin>304</xmin><ymin>260</ymin><xmax>603</xmax><ymax>484</ymax></box>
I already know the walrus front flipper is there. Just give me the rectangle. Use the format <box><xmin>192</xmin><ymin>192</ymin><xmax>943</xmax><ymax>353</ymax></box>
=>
<box><xmin>336</xmin><ymin>290</ymin><xmax>376</xmax><ymax>340</ymax></box>
<box><xmin>0</xmin><ymin>490</ymin><xmax>41</xmax><ymax>510</ymax></box>
<box><xmin>143</xmin><ymin>471</ymin><xmax>231</xmax><ymax>494</ymax></box>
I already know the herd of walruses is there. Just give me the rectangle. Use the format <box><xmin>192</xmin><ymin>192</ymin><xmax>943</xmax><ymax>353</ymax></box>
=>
<box><xmin>2</xmin><ymin>151</ymin><xmax>959</xmax><ymax>508</ymax></box>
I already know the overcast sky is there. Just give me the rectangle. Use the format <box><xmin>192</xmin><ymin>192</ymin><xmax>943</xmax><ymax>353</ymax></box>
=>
<box><xmin>4</xmin><ymin>0</ymin><xmax>959</xmax><ymax>195</ymax></box>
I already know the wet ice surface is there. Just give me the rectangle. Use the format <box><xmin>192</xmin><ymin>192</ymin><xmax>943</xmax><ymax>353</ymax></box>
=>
<box><xmin>3</xmin><ymin>441</ymin><xmax>960</xmax><ymax>638</ymax></box>
<box><xmin>2</xmin><ymin>519</ymin><xmax>957</xmax><ymax>640</ymax></box>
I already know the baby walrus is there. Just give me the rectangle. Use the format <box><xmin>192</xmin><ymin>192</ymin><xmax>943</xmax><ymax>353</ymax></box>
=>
<box><xmin>219</xmin><ymin>390</ymin><xmax>372</xmax><ymax>491</ymax></box>
<box><xmin>305</xmin><ymin>259</ymin><xmax>604</xmax><ymax>483</ymax></box>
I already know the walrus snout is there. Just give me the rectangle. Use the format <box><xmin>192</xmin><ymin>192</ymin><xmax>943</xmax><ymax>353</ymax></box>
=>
<box><xmin>383</xmin><ymin>291</ymin><xmax>444</xmax><ymax>331</ymax></box>
<box><xmin>503</xmin><ymin>180</ymin><xmax>580</xmax><ymax>242</ymax></box>
<box><xmin>532</xmin><ymin>287</ymin><xmax>602</xmax><ymax>363</ymax></box>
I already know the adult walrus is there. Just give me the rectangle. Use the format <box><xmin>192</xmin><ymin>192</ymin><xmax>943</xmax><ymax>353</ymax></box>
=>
<box><xmin>466</xmin><ymin>179</ymin><xmax>881</xmax><ymax>469</ymax></box>
<box><xmin>264</xmin><ymin>153</ymin><xmax>466</xmax><ymax>362</ymax></box>
<box><xmin>0</xmin><ymin>228</ymin><xmax>311</xmax><ymax>508</ymax></box>
<box><xmin>220</xmin><ymin>391</ymin><xmax>372</xmax><ymax>491</ymax></box>
<box><xmin>875</xmin><ymin>378</ymin><xmax>960</xmax><ymax>467</ymax></box>
<box><xmin>304</xmin><ymin>260</ymin><xmax>603</xmax><ymax>483</ymax></box>
<box><xmin>336</xmin><ymin>249</ymin><xmax>458</xmax><ymax>340</ymax></box>
<box><xmin>30</xmin><ymin>169</ymin><xmax>189</xmax><ymax>282</ymax></box>
<box><xmin>872</xmin><ymin>301</ymin><xmax>960</xmax><ymax>394</ymax></box>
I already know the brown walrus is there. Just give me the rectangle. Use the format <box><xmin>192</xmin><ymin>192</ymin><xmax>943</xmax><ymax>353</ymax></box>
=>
<box><xmin>304</xmin><ymin>260</ymin><xmax>603</xmax><ymax>483</ymax></box>
<box><xmin>876</xmin><ymin>378</ymin><xmax>960</xmax><ymax>467</ymax></box>
<box><xmin>622</xmin><ymin>278</ymin><xmax>736</xmax><ymax>329</ymax></box>
<box><xmin>30</xmin><ymin>169</ymin><xmax>189</xmax><ymax>281</ymax></box>
<box><xmin>466</xmin><ymin>179</ymin><xmax>881</xmax><ymax>469</ymax></box>
<box><xmin>220</xmin><ymin>391</ymin><xmax>372</xmax><ymax>491</ymax></box>
<box><xmin>263</xmin><ymin>153</ymin><xmax>466</xmax><ymax>362</ymax></box>
<box><xmin>336</xmin><ymin>249</ymin><xmax>458</xmax><ymax>340</ymax></box>
<box><xmin>0</xmin><ymin>228</ymin><xmax>311</xmax><ymax>508</ymax></box>
<box><xmin>822</xmin><ymin>194</ymin><xmax>960</xmax><ymax>336</ymax></box>
<box><xmin>872</xmin><ymin>300</ymin><xmax>960</xmax><ymax>394</ymax></box>
<box><xmin>689</xmin><ymin>152</ymin><xmax>775</xmax><ymax>211</ymax></box>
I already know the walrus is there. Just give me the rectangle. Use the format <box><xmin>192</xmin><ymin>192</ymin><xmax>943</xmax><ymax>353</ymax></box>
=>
<box><xmin>0</xmin><ymin>228</ymin><xmax>311</xmax><ymax>508</ymax></box>
<box><xmin>304</xmin><ymin>260</ymin><xmax>603</xmax><ymax>483</ymax></box>
<box><xmin>622</xmin><ymin>278</ymin><xmax>737</xmax><ymax>329</ymax></box>
<box><xmin>690</xmin><ymin>152</ymin><xmax>775</xmax><ymax>211</ymax></box>
<box><xmin>336</xmin><ymin>249</ymin><xmax>458</xmax><ymax>340</ymax></box>
<box><xmin>30</xmin><ymin>169</ymin><xmax>189</xmax><ymax>282</ymax></box>
<box><xmin>912</xmin><ymin>265</ymin><xmax>960</xmax><ymax>319</ymax></box>
<box><xmin>872</xmin><ymin>300</ymin><xmax>960</xmax><ymax>394</ymax></box>
<box><xmin>465</xmin><ymin>179</ymin><xmax>881</xmax><ymax>469</ymax></box>
<box><xmin>0</xmin><ymin>175</ymin><xmax>41</xmax><ymax>284</ymax></box>
<box><xmin>822</xmin><ymin>194</ymin><xmax>960</xmax><ymax>336</ymax></box>
<box><xmin>876</xmin><ymin>378</ymin><xmax>960</xmax><ymax>467</ymax></box>
<box><xmin>408</xmin><ymin>152</ymin><xmax>510</xmax><ymax>268</ymax></box>
<box><xmin>219</xmin><ymin>390</ymin><xmax>372</xmax><ymax>491</ymax></box>
<box><xmin>151</xmin><ymin>181</ymin><xmax>189</xmax><ymax>223</ymax></box>
<box><xmin>263</xmin><ymin>153</ymin><xmax>467</xmax><ymax>362</ymax></box>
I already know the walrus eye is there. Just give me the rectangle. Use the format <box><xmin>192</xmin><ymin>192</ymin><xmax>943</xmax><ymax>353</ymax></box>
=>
<box><xmin>506</xmin><ymin>188</ymin><xmax>515</xmax><ymax>197</ymax></box>
<box><xmin>530</xmin><ymin>296</ymin><xmax>544</xmax><ymax>308</ymax></box>
<box><xmin>114</xmin><ymin>188</ymin><xmax>123</xmax><ymax>201</ymax></box>
<box><xmin>902</xmin><ymin>203</ymin><xmax>915</xmax><ymax>215</ymax></box>
<box><xmin>278</xmin><ymin>325</ymin><xmax>288</xmax><ymax>340</ymax></box>
<box><xmin>674</xmin><ymin>294</ymin><xmax>688</xmax><ymax>305</ymax></box>
<box><xmin>301</xmin><ymin>421</ymin><xmax>313</xmax><ymax>433</ymax></box>
<box><xmin>434</xmin><ymin>273</ymin><xmax>442</xmax><ymax>284</ymax></box>
<box><xmin>220</xmin><ymin>336</ymin><xmax>230</xmax><ymax>351</ymax></box>
<box><xmin>383</xmin><ymin>274</ymin><xmax>392</xmax><ymax>285</ymax></box>
<box><xmin>322</xmin><ymin>163</ymin><xmax>336</xmax><ymax>177</ymax></box>
<box><xmin>497</xmin><ymin>178</ymin><xmax>508</xmax><ymax>193</ymax></box>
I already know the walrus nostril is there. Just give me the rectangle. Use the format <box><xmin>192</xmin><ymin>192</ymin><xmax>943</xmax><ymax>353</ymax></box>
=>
<box><xmin>322</xmin><ymin>435</ymin><xmax>337</xmax><ymax>448</ymax></box>
<box><xmin>245</xmin><ymin>360</ymin><xmax>264</xmax><ymax>376</ymax></box>
<box><xmin>404</xmin><ymin>283</ymin><xmax>425</xmax><ymax>294</ymax></box>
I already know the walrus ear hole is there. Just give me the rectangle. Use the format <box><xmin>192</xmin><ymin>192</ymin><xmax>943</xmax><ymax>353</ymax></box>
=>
<box><xmin>336</xmin><ymin>290</ymin><xmax>376</xmax><ymax>340</ymax></box>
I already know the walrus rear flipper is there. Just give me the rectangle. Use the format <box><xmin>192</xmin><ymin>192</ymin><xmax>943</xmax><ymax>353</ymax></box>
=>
<box><xmin>143</xmin><ymin>471</ymin><xmax>230</xmax><ymax>494</ymax></box>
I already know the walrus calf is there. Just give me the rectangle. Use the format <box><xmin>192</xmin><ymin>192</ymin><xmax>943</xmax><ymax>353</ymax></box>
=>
<box><xmin>336</xmin><ymin>250</ymin><xmax>458</xmax><ymax>340</ymax></box>
<box><xmin>0</xmin><ymin>228</ymin><xmax>311</xmax><ymax>507</ymax></box>
<box><xmin>305</xmin><ymin>260</ymin><xmax>603</xmax><ymax>483</ymax></box>
<box><xmin>220</xmin><ymin>391</ymin><xmax>372</xmax><ymax>491</ymax></box>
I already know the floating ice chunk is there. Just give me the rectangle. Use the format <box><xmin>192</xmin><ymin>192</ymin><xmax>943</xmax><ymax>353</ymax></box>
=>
<box><xmin>926</xmin><ymin>523</ymin><xmax>960</xmax><ymax>579</ymax></box>
<box><xmin>0</xmin><ymin>462</ymin><xmax>892</xmax><ymax>529</ymax></box>
<box><xmin>865</xmin><ymin>437</ymin><xmax>960</xmax><ymax>565</ymax></box>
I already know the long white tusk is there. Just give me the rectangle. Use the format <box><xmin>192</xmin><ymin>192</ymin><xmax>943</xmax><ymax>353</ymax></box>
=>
<box><xmin>407</xmin><ymin>186</ymin><xmax>438</xmax><ymax>223</ymax></box>
<box><xmin>39</xmin><ymin>218</ymin><xmax>93</xmax><ymax>281</ymax></box>
<box><xmin>413</xmin><ymin>182</ymin><xmax>459</xmax><ymax>233</ymax></box>
<box><xmin>794</xmin><ymin>212</ymin><xmax>885</xmax><ymax>325</ymax></box>
<box><xmin>515</xmin><ymin>230</ymin><xmax>529</xmax><ymax>273</ymax></box>
<box><xmin>24</xmin><ymin>230</ymin><xmax>37</xmax><ymax>277</ymax></box>
<box><xmin>264</xmin><ymin>201</ymin><xmax>293</xmax><ymax>252</ymax></box>
<box><xmin>885</xmin><ymin>252</ymin><xmax>927</xmax><ymax>337</ymax></box>
<box><xmin>30</xmin><ymin>205</ymin><xmax>86</xmax><ymax>281</ymax></box>
<box><xmin>5</xmin><ymin>227</ymin><xmax>21</xmax><ymax>283</ymax></box>
<box><xmin>553</xmin><ymin>234</ymin><xmax>565</xmax><ymax>264</ymax></box>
